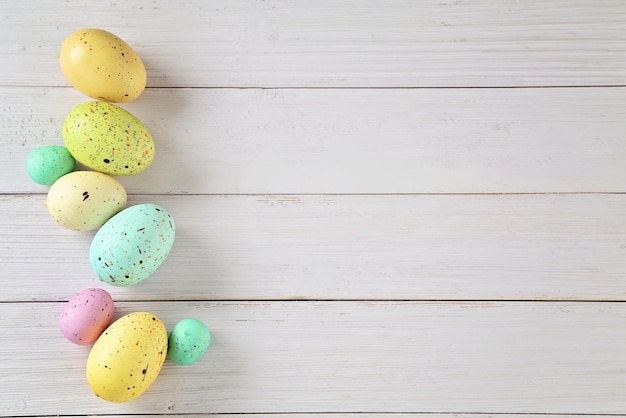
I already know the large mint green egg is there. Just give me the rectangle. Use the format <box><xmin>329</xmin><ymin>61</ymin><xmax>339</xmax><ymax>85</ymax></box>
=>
<box><xmin>89</xmin><ymin>204</ymin><xmax>175</xmax><ymax>286</ymax></box>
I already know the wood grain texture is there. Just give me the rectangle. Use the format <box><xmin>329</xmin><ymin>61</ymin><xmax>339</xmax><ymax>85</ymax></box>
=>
<box><xmin>2</xmin><ymin>301</ymin><xmax>626</xmax><ymax>416</ymax></box>
<box><xmin>25</xmin><ymin>416</ymin><xmax>626</xmax><ymax>418</ymax></box>
<box><xmin>2</xmin><ymin>0</ymin><xmax>626</xmax><ymax>88</ymax></box>
<box><xmin>4</xmin><ymin>86</ymin><xmax>626</xmax><ymax>194</ymax></box>
<box><xmin>2</xmin><ymin>193</ymin><xmax>626</xmax><ymax>302</ymax></box>
<box><xmin>2</xmin><ymin>1</ymin><xmax>626</xmax><ymax>417</ymax></box>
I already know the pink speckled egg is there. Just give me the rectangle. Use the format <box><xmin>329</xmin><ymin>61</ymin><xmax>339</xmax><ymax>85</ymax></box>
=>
<box><xmin>59</xmin><ymin>288</ymin><xmax>114</xmax><ymax>345</ymax></box>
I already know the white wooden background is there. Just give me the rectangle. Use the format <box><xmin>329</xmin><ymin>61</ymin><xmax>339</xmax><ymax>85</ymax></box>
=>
<box><xmin>1</xmin><ymin>1</ymin><xmax>626</xmax><ymax>417</ymax></box>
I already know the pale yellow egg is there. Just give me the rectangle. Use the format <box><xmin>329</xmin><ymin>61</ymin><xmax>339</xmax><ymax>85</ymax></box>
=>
<box><xmin>86</xmin><ymin>312</ymin><xmax>168</xmax><ymax>403</ymax></box>
<box><xmin>60</xmin><ymin>28</ymin><xmax>146</xmax><ymax>102</ymax></box>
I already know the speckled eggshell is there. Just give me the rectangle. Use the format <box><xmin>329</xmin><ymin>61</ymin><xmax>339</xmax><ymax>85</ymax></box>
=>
<box><xmin>90</xmin><ymin>204</ymin><xmax>175</xmax><ymax>286</ymax></box>
<box><xmin>59</xmin><ymin>288</ymin><xmax>114</xmax><ymax>345</ymax></box>
<box><xmin>86</xmin><ymin>312</ymin><xmax>167</xmax><ymax>403</ymax></box>
<box><xmin>26</xmin><ymin>145</ymin><xmax>75</xmax><ymax>185</ymax></box>
<box><xmin>167</xmin><ymin>318</ymin><xmax>211</xmax><ymax>365</ymax></box>
<box><xmin>59</xmin><ymin>28</ymin><xmax>146</xmax><ymax>102</ymax></box>
<box><xmin>46</xmin><ymin>171</ymin><xmax>127</xmax><ymax>231</ymax></box>
<box><xmin>63</xmin><ymin>101</ymin><xmax>154</xmax><ymax>175</ymax></box>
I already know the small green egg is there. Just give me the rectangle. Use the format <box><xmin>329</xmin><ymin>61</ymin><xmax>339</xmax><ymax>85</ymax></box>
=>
<box><xmin>167</xmin><ymin>318</ymin><xmax>211</xmax><ymax>365</ymax></box>
<box><xmin>26</xmin><ymin>145</ymin><xmax>75</xmax><ymax>185</ymax></box>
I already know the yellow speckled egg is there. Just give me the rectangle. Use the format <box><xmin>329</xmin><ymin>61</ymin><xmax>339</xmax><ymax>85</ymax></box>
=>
<box><xmin>46</xmin><ymin>171</ymin><xmax>127</xmax><ymax>231</ymax></box>
<box><xmin>59</xmin><ymin>28</ymin><xmax>146</xmax><ymax>102</ymax></box>
<box><xmin>87</xmin><ymin>312</ymin><xmax>167</xmax><ymax>403</ymax></box>
<box><xmin>63</xmin><ymin>101</ymin><xmax>155</xmax><ymax>175</ymax></box>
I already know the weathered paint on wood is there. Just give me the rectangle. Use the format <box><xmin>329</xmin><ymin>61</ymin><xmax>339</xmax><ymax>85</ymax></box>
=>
<box><xmin>2</xmin><ymin>193</ymin><xmax>626</xmax><ymax>302</ymax></box>
<box><xmin>2</xmin><ymin>1</ymin><xmax>625</xmax><ymax>417</ymax></box>
<box><xmin>2</xmin><ymin>301</ymin><xmax>626</xmax><ymax>415</ymax></box>
<box><xmin>2</xmin><ymin>1</ymin><xmax>626</xmax><ymax>88</ymax></box>
<box><xmin>3</xmin><ymin>87</ymin><xmax>626</xmax><ymax>194</ymax></box>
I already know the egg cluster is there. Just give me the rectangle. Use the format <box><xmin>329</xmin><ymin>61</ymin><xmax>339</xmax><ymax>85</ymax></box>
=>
<box><xmin>27</xmin><ymin>28</ymin><xmax>211</xmax><ymax>403</ymax></box>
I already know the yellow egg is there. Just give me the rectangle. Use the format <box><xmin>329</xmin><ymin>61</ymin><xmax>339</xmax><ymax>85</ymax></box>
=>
<box><xmin>46</xmin><ymin>171</ymin><xmax>127</xmax><ymax>231</ymax></box>
<box><xmin>87</xmin><ymin>312</ymin><xmax>168</xmax><ymax>403</ymax></box>
<box><xmin>59</xmin><ymin>28</ymin><xmax>146</xmax><ymax>102</ymax></box>
<box><xmin>63</xmin><ymin>101</ymin><xmax>155</xmax><ymax>175</ymax></box>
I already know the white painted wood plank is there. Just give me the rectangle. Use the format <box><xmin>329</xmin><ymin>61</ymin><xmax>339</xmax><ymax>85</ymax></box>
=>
<box><xmin>39</xmin><ymin>412</ymin><xmax>625</xmax><ymax>418</ymax></box>
<box><xmin>1</xmin><ymin>301</ymin><xmax>625</xmax><ymax>415</ymax></box>
<box><xmin>2</xmin><ymin>1</ymin><xmax>626</xmax><ymax>88</ymax></box>
<box><xmin>26</xmin><ymin>416</ymin><xmax>626</xmax><ymax>418</ymax></box>
<box><xmin>3</xmin><ymin>193</ymin><xmax>625</xmax><ymax>302</ymax></box>
<box><xmin>4</xmin><ymin>86</ymin><xmax>626</xmax><ymax>194</ymax></box>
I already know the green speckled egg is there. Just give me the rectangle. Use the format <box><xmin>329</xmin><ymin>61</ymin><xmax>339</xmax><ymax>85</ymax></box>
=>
<box><xmin>167</xmin><ymin>318</ymin><xmax>211</xmax><ymax>365</ymax></box>
<box><xmin>90</xmin><ymin>204</ymin><xmax>175</xmax><ymax>286</ymax></box>
<box><xmin>86</xmin><ymin>312</ymin><xmax>167</xmax><ymax>402</ymax></box>
<box><xmin>26</xmin><ymin>145</ymin><xmax>75</xmax><ymax>185</ymax></box>
<box><xmin>63</xmin><ymin>101</ymin><xmax>154</xmax><ymax>175</ymax></box>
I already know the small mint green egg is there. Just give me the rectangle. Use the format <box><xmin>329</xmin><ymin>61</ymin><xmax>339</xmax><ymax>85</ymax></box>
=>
<box><xmin>26</xmin><ymin>145</ymin><xmax>75</xmax><ymax>185</ymax></box>
<box><xmin>167</xmin><ymin>318</ymin><xmax>211</xmax><ymax>365</ymax></box>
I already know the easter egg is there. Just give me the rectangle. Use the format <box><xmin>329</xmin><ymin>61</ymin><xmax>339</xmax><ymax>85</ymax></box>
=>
<box><xmin>86</xmin><ymin>312</ymin><xmax>168</xmax><ymax>403</ymax></box>
<box><xmin>46</xmin><ymin>171</ymin><xmax>127</xmax><ymax>231</ymax></box>
<box><xmin>63</xmin><ymin>101</ymin><xmax>154</xmax><ymax>176</ymax></box>
<box><xmin>59</xmin><ymin>28</ymin><xmax>146</xmax><ymax>102</ymax></box>
<box><xmin>90</xmin><ymin>204</ymin><xmax>175</xmax><ymax>286</ymax></box>
<box><xmin>59</xmin><ymin>288</ymin><xmax>114</xmax><ymax>345</ymax></box>
<box><xmin>26</xmin><ymin>145</ymin><xmax>75</xmax><ymax>185</ymax></box>
<box><xmin>167</xmin><ymin>318</ymin><xmax>211</xmax><ymax>365</ymax></box>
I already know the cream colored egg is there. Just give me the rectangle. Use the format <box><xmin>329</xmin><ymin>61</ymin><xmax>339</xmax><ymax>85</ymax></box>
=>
<box><xmin>46</xmin><ymin>171</ymin><xmax>127</xmax><ymax>231</ymax></box>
